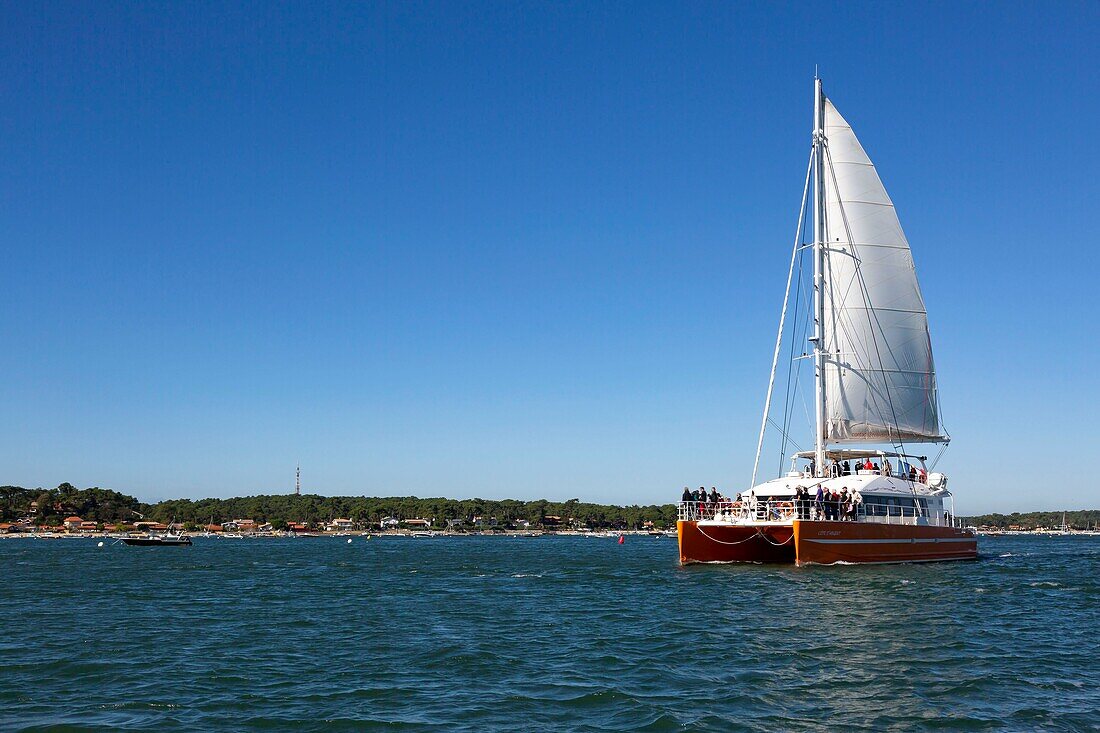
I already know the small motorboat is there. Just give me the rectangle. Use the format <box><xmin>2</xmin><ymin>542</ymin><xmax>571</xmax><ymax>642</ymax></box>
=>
<box><xmin>121</xmin><ymin>533</ymin><xmax>192</xmax><ymax>547</ymax></box>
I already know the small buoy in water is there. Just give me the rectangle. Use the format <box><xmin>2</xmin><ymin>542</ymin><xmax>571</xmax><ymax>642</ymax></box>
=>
<box><xmin>347</xmin><ymin>538</ymin><xmax>353</xmax><ymax>544</ymax></box>
<box><xmin>97</xmin><ymin>541</ymin><xmax>104</xmax><ymax>547</ymax></box>
<box><xmin>618</xmin><ymin>535</ymin><xmax>625</xmax><ymax>544</ymax></box>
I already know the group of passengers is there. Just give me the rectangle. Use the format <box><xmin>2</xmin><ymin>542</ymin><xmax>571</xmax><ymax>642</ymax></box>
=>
<box><xmin>828</xmin><ymin>458</ymin><xmax>926</xmax><ymax>483</ymax></box>
<box><xmin>679</xmin><ymin>484</ymin><xmax>862</xmax><ymax>523</ymax></box>
<box><xmin>681</xmin><ymin>486</ymin><xmax>726</xmax><ymax>506</ymax></box>
<box><xmin>810</xmin><ymin>485</ymin><xmax>862</xmax><ymax>521</ymax></box>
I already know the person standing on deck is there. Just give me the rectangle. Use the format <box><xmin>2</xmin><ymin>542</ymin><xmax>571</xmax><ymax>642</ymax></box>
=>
<box><xmin>815</xmin><ymin>485</ymin><xmax>824</xmax><ymax>520</ymax></box>
<box><xmin>681</xmin><ymin>487</ymin><xmax>692</xmax><ymax>503</ymax></box>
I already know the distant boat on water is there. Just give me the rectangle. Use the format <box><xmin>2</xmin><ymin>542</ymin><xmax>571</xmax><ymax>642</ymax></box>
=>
<box><xmin>678</xmin><ymin>78</ymin><xmax>977</xmax><ymax>566</ymax></box>
<box><xmin>120</xmin><ymin>517</ymin><xmax>192</xmax><ymax>546</ymax></box>
<box><xmin>121</xmin><ymin>533</ymin><xmax>192</xmax><ymax>547</ymax></box>
<box><xmin>1042</xmin><ymin>513</ymin><xmax>1073</xmax><ymax>536</ymax></box>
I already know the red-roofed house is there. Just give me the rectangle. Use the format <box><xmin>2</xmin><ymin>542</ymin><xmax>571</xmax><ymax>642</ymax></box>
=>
<box><xmin>63</xmin><ymin>516</ymin><xmax>83</xmax><ymax>530</ymax></box>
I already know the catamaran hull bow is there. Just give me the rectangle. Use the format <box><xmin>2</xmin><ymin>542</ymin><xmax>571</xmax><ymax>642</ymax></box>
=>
<box><xmin>677</xmin><ymin>521</ymin><xmax>795</xmax><ymax>564</ymax></box>
<box><xmin>792</xmin><ymin>521</ymin><xmax>977</xmax><ymax>565</ymax></box>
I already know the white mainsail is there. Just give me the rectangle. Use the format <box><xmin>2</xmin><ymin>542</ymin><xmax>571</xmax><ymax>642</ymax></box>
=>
<box><xmin>820</xmin><ymin>99</ymin><xmax>945</xmax><ymax>444</ymax></box>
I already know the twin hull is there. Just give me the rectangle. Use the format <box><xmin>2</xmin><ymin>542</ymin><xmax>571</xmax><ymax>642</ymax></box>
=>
<box><xmin>677</xmin><ymin>520</ymin><xmax>977</xmax><ymax>565</ymax></box>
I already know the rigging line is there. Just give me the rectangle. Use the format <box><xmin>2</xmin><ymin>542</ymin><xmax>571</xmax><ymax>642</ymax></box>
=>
<box><xmin>780</xmin><ymin>223</ymin><xmax>814</xmax><ymax>476</ymax></box>
<box><xmin>777</xmin><ymin>280</ymin><xmax>798</xmax><ymax>473</ymax></box>
<box><xmin>778</xmin><ymin>208</ymin><xmax>810</xmax><ymax>476</ymax></box>
<box><xmin>786</xmin><ymin>267</ymin><xmax>815</xmax><ymax>465</ymax></box>
<box><xmin>795</xmin><ymin>362</ymin><xmax>814</xmax><ymax>448</ymax></box>
<box><xmin>823</xmin><ymin>142</ymin><xmax>910</xmax><ymax>443</ymax></box>
<box><xmin>765</xmin><ymin>417</ymin><xmax>805</xmax><ymax>453</ymax></box>
<box><xmin>751</xmin><ymin>147</ymin><xmax>814</xmax><ymax>490</ymax></box>
<box><xmin>788</xmin><ymin>252</ymin><xmax>814</xmax><ymax>415</ymax></box>
<box><xmin>929</xmin><ymin>443</ymin><xmax>948</xmax><ymax>472</ymax></box>
<box><xmin>788</xmin><ymin>212</ymin><xmax>815</xmax><ymax>399</ymax></box>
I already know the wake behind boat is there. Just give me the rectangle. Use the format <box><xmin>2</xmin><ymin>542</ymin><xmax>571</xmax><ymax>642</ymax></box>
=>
<box><xmin>678</xmin><ymin>78</ymin><xmax>977</xmax><ymax>566</ymax></box>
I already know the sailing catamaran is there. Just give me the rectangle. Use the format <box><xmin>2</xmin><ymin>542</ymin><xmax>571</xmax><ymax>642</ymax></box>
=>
<box><xmin>677</xmin><ymin>78</ymin><xmax>977</xmax><ymax>565</ymax></box>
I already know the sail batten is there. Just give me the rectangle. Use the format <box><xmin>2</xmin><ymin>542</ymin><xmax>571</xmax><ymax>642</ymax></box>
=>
<box><xmin>821</xmin><ymin>98</ymin><xmax>945</xmax><ymax>444</ymax></box>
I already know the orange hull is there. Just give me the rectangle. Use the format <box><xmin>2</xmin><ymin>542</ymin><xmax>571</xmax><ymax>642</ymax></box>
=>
<box><xmin>792</xmin><ymin>520</ymin><xmax>978</xmax><ymax>565</ymax></box>
<box><xmin>677</xmin><ymin>521</ymin><xmax>795</xmax><ymax>564</ymax></box>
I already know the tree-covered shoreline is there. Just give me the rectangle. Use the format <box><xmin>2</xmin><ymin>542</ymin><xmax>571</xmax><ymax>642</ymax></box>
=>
<box><xmin>0</xmin><ymin>484</ymin><xmax>676</xmax><ymax>530</ymax></box>
<box><xmin>959</xmin><ymin>510</ymin><xmax>1100</xmax><ymax>531</ymax></box>
<box><xmin>3</xmin><ymin>484</ymin><xmax>1098</xmax><ymax>532</ymax></box>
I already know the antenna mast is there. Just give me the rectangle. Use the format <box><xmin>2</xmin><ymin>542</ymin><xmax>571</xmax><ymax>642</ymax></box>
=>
<box><xmin>296</xmin><ymin>464</ymin><xmax>300</xmax><ymax>496</ymax></box>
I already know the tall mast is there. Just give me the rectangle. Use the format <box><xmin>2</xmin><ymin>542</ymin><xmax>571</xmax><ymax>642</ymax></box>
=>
<box><xmin>812</xmin><ymin>77</ymin><xmax>827</xmax><ymax>476</ymax></box>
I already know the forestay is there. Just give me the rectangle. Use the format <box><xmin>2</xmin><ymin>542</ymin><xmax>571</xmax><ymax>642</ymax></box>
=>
<box><xmin>820</xmin><ymin>99</ymin><xmax>946</xmax><ymax>444</ymax></box>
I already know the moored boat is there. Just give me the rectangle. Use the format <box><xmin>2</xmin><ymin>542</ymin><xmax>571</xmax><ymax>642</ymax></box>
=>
<box><xmin>121</xmin><ymin>533</ymin><xmax>192</xmax><ymax>547</ymax></box>
<box><xmin>678</xmin><ymin>78</ymin><xmax>977</xmax><ymax>566</ymax></box>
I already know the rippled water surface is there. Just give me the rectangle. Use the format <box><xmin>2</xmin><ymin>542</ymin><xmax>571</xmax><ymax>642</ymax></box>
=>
<box><xmin>1</xmin><ymin>535</ymin><xmax>1097</xmax><ymax>731</ymax></box>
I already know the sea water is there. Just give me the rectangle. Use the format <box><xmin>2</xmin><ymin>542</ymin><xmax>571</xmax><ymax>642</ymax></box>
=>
<box><xmin>1</xmin><ymin>535</ymin><xmax>1096</xmax><ymax>731</ymax></box>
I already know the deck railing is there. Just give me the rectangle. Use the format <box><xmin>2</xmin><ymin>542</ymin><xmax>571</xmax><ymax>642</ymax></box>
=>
<box><xmin>677</xmin><ymin>500</ymin><xmax>954</xmax><ymax>527</ymax></box>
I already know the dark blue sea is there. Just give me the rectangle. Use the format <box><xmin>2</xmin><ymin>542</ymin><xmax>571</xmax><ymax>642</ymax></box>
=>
<box><xmin>1</xmin><ymin>535</ymin><xmax>1097</xmax><ymax>732</ymax></box>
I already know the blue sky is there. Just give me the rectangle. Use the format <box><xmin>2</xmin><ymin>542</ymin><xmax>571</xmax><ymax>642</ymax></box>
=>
<box><xmin>1</xmin><ymin>1</ymin><xmax>1096</xmax><ymax>512</ymax></box>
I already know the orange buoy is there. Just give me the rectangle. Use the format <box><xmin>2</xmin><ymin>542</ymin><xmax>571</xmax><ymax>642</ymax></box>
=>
<box><xmin>618</xmin><ymin>534</ymin><xmax>625</xmax><ymax>544</ymax></box>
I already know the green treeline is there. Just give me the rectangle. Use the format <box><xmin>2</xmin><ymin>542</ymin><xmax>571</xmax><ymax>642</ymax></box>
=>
<box><xmin>1</xmin><ymin>484</ymin><xmax>677</xmax><ymax>530</ymax></box>
<box><xmin>960</xmin><ymin>510</ymin><xmax>1100</xmax><ymax>530</ymax></box>
<box><xmin>148</xmin><ymin>494</ymin><xmax>676</xmax><ymax>529</ymax></box>
<box><xmin>1</xmin><ymin>484</ymin><xmax>142</xmax><ymax>525</ymax></box>
<box><xmin>6</xmin><ymin>483</ymin><xmax>1097</xmax><ymax>531</ymax></box>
